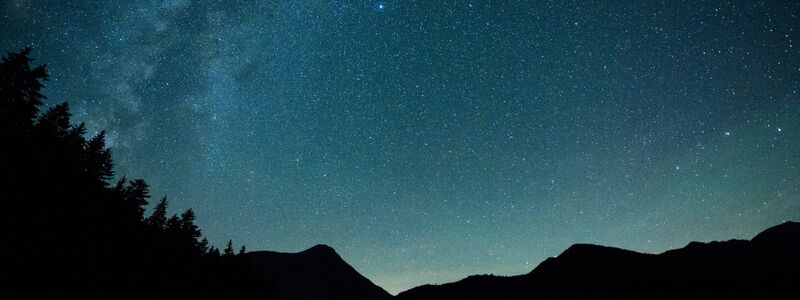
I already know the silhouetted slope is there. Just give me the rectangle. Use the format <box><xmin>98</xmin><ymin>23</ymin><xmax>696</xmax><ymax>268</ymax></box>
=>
<box><xmin>394</xmin><ymin>274</ymin><xmax>528</xmax><ymax>300</ymax></box>
<box><xmin>244</xmin><ymin>244</ymin><xmax>392</xmax><ymax>300</ymax></box>
<box><xmin>398</xmin><ymin>221</ymin><xmax>800</xmax><ymax>300</ymax></box>
<box><xmin>1</xmin><ymin>48</ymin><xmax>265</xmax><ymax>299</ymax></box>
<box><xmin>751</xmin><ymin>221</ymin><xmax>800</xmax><ymax>246</ymax></box>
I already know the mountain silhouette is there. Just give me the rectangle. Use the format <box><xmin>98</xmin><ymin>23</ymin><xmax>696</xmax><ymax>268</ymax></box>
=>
<box><xmin>243</xmin><ymin>244</ymin><xmax>392</xmax><ymax>300</ymax></box>
<box><xmin>397</xmin><ymin>221</ymin><xmax>800</xmax><ymax>299</ymax></box>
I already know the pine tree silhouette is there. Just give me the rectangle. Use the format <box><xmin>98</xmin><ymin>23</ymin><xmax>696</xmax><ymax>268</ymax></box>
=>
<box><xmin>123</xmin><ymin>179</ymin><xmax>150</xmax><ymax>221</ymax></box>
<box><xmin>0</xmin><ymin>47</ymin><xmax>47</xmax><ymax>138</ymax></box>
<box><xmin>224</xmin><ymin>240</ymin><xmax>235</xmax><ymax>257</ymax></box>
<box><xmin>85</xmin><ymin>131</ymin><xmax>114</xmax><ymax>185</ymax></box>
<box><xmin>146</xmin><ymin>197</ymin><xmax>169</xmax><ymax>229</ymax></box>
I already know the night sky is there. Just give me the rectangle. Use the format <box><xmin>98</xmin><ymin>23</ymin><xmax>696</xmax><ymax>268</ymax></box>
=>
<box><xmin>2</xmin><ymin>0</ymin><xmax>799</xmax><ymax>294</ymax></box>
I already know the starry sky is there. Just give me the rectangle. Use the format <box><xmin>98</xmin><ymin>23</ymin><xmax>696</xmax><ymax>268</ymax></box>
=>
<box><xmin>2</xmin><ymin>0</ymin><xmax>799</xmax><ymax>294</ymax></box>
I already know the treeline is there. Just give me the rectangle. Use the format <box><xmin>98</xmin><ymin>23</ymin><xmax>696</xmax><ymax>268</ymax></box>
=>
<box><xmin>0</xmin><ymin>49</ymin><xmax>270</xmax><ymax>299</ymax></box>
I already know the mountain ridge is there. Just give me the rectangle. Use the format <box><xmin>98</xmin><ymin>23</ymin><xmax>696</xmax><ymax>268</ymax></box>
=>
<box><xmin>240</xmin><ymin>222</ymin><xmax>799</xmax><ymax>299</ymax></box>
<box><xmin>396</xmin><ymin>221</ymin><xmax>799</xmax><ymax>299</ymax></box>
<box><xmin>243</xmin><ymin>244</ymin><xmax>392</xmax><ymax>300</ymax></box>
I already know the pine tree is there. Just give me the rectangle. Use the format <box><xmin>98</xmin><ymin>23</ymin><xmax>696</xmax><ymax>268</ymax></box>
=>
<box><xmin>34</xmin><ymin>102</ymin><xmax>72</xmax><ymax>137</ymax></box>
<box><xmin>199</xmin><ymin>237</ymin><xmax>209</xmax><ymax>254</ymax></box>
<box><xmin>180</xmin><ymin>209</ymin><xmax>200</xmax><ymax>238</ymax></box>
<box><xmin>239</xmin><ymin>245</ymin><xmax>246</xmax><ymax>255</ymax></box>
<box><xmin>85</xmin><ymin>131</ymin><xmax>113</xmax><ymax>185</ymax></box>
<box><xmin>180</xmin><ymin>209</ymin><xmax>205</xmax><ymax>255</ymax></box>
<box><xmin>124</xmin><ymin>179</ymin><xmax>150</xmax><ymax>221</ymax></box>
<box><xmin>146</xmin><ymin>197</ymin><xmax>169</xmax><ymax>229</ymax></box>
<box><xmin>223</xmin><ymin>240</ymin><xmax>235</xmax><ymax>257</ymax></box>
<box><xmin>166</xmin><ymin>214</ymin><xmax>181</xmax><ymax>233</ymax></box>
<box><xmin>209</xmin><ymin>247</ymin><xmax>221</xmax><ymax>257</ymax></box>
<box><xmin>0</xmin><ymin>48</ymin><xmax>48</xmax><ymax>138</ymax></box>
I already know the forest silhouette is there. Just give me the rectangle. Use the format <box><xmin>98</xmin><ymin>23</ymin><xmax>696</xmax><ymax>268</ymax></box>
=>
<box><xmin>0</xmin><ymin>49</ymin><xmax>270</xmax><ymax>299</ymax></box>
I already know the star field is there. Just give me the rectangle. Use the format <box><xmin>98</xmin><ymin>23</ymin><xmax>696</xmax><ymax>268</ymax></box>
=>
<box><xmin>2</xmin><ymin>0</ymin><xmax>799</xmax><ymax>294</ymax></box>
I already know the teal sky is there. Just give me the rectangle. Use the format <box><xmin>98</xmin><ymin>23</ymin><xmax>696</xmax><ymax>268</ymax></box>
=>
<box><xmin>2</xmin><ymin>0</ymin><xmax>798</xmax><ymax>294</ymax></box>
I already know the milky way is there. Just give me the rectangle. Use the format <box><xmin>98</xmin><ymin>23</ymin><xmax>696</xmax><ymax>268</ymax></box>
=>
<box><xmin>2</xmin><ymin>0</ymin><xmax>799</xmax><ymax>294</ymax></box>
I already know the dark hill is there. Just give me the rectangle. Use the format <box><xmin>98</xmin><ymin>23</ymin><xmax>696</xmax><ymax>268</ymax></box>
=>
<box><xmin>243</xmin><ymin>244</ymin><xmax>392</xmax><ymax>300</ymax></box>
<box><xmin>397</xmin><ymin>221</ymin><xmax>800</xmax><ymax>299</ymax></box>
